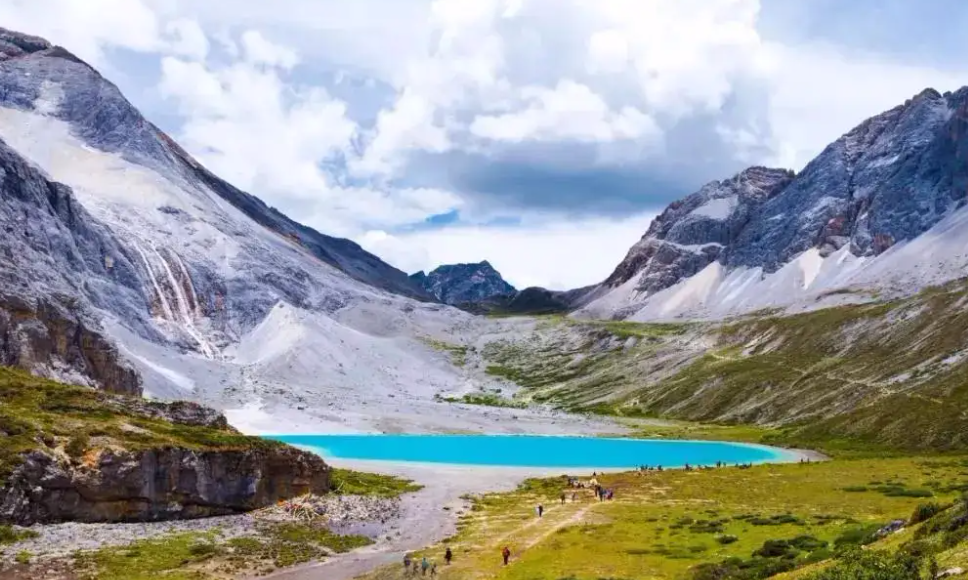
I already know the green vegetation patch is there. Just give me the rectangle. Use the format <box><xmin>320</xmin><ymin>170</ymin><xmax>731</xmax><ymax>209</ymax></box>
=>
<box><xmin>420</xmin><ymin>337</ymin><xmax>470</xmax><ymax>367</ymax></box>
<box><xmin>438</xmin><ymin>391</ymin><xmax>528</xmax><ymax>409</ymax></box>
<box><xmin>330</xmin><ymin>468</ymin><xmax>423</xmax><ymax>497</ymax></box>
<box><xmin>364</xmin><ymin>455</ymin><xmax>968</xmax><ymax>580</ymax></box>
<box><xmin>74</xmin><ymin>523</ymin><xmax>374</xmax><ymax>580</ymax></box>
<box><xmin>0</xmin><ymin>525</ymin><xmax>38</xmax><ymax>545</ymax></box>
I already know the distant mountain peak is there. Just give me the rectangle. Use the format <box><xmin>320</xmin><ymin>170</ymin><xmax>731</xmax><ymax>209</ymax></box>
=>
<box><xmin>410</xmin><ymin>261</ymin><xmax>516</xmax><ymax>305</ymax></box>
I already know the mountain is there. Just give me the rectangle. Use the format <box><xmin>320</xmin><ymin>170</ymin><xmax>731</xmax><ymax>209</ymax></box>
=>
<box><xmin>0</xmin><ymin>28</ymin><xmax>431</xmax><ymax>304</ymax></box>
<box><xmin>410</xmin><ymin>261</ymin><xmax>516</xmax><ymax>305</ymax></box>
<box><xmin>579</xmin><ymin>87</ymin><xmax>968</xmax><ymax>321</ymax></box>
<box><xmin>0</xmin><ymin>27</ymin><xmax>491</xmax><ymax>431</ymax></box>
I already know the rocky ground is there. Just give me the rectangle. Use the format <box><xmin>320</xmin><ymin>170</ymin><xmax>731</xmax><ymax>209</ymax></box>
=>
<box><xmin>1</xmin><ymin>493</ymin><xmax>404</xmax><ymax>564</ymax></box>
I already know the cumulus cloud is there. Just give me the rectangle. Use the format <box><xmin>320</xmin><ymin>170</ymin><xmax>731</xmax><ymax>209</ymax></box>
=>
<box><xmin>240</xmin><ymin>30</ymin><xmax>299</xmax><ymax>70</ymax></box>
<box><xmin>0</xmin><ymin>0</ymin><xmax>162</xmax><ymax>66</ymax></box>
<box><xmin>4</xmin><ymin>0</ymin><xmax>968</xmax><ymax>287</ymax></box>
<box><xmin>157</xmin><ymin>41</ymin><xmax>463</xmax><ymax>237</ymax></box>
<box><xmin>469</xmin><ymin>80</ymin><xmax>660</xmax><ymax>144</ymax></box>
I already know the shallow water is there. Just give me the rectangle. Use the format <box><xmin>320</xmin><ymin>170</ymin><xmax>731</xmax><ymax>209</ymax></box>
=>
<box><xmin>267</xmin><ymin>434</ymin><xmax>795</xmax><ymax>468</ymax></box>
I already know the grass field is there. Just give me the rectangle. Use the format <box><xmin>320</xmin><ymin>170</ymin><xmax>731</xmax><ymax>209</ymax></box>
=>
<box><xmin>362</xmin><ymin>455</ymin><xmax>968</xmax><ymax>580</ymax></box>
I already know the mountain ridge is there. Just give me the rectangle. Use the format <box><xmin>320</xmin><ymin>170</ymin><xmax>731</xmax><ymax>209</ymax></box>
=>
<box><xmin>0</xmin><ymin>27</ymin><xmax>432</xmax><ymax>304</ymax></box>
<box><xmin>576</xmin><ymin>85</ymin><xmax>968</xmax><ymax>321</ymax></box>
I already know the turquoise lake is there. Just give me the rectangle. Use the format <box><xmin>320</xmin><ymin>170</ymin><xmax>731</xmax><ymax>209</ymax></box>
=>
<box><xmin>267</xmin><ymin>434</ymin><xmax>795</xmax><ymax>468</ymax></box>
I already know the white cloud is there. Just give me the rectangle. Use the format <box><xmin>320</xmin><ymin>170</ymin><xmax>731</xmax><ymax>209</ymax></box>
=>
<box><xmin>5</xmin><ymin>0</ymin><xmax>968</xmax><ymax>288</ymax></box>
<box><xmin>763</xmin><ymin>42</ymin><xmax>968</xmax><ymax>169</ymax></box>
<box><xmin>240</xmin><ymin>30</ymin><xmax>299</xmax><ymax>70</ymax></box>
<box><xmin>156</xmin><ymin>36</ymin><xmax>462</xmax><ymax>237</ymax></box>
<box><xmin>0</xmin><ymin>0</ymin><xmax>162</xmax><ymax>66</ymax></box>
<box><xmin>165</xmin><ymin>19</ymin><xmax>209</xmax><ymax>61</ymax></box>
<box><xmin>359</xmin><ymin>212</ymin><xmax>657</xmax><ymax>289</ymax></box>
<box><xmin>470</xmin><ymin>79</ymin><xmax>660</xmax><ymax>144</ymax></box>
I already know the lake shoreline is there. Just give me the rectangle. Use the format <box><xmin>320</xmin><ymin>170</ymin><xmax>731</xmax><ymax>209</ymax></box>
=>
<box><xmin>261</xmin><ymin>442</ymin><xmax>822</xmax><ymax>580</ymax></box>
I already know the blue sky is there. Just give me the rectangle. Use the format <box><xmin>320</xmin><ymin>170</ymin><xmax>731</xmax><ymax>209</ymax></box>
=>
<box><xmin>2</xmin><ymin>0</ymin><xmax>966</xmax><ymax>289</ymax></box>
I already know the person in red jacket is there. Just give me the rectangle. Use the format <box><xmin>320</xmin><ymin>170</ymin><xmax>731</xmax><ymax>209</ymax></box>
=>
<box><xmin>502</xmin><ymin>546</ymin><xmax>511</xmax><ymax>565</ymax></box>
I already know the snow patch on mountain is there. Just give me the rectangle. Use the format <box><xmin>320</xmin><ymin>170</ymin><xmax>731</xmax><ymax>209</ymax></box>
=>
<box><xmin>690</xmin><ymin>195</ymin><xmax>737</xmax><ymax>220</ymax></box>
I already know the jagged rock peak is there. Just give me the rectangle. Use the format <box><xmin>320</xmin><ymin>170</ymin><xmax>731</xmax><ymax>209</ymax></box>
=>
<box><xmin>0</xmin><ymin>27</ymin><xmax>88</xmax><ymax>66</ymax></box>
<box><xmin>0</xmin><ymin>27</ymin><xmax>52</xmax><ymax>57</ymax></box>
<box><xmin>410</xmin><ymin>261</ymin><xmax>516</xmax><ymax>305</ymax></box>
<box><xmin>604</xmin><ymin>166</ymin><xmax>795</xmax><ymax>289</ymax></box>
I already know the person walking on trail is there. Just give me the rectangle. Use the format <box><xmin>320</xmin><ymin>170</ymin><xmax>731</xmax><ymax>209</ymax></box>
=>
<box><xmin>421</xmin><ymin>556</ymin><xmax>430</xmax><ymax>576</ymax></box>
<box><xmin>404</xmin><ymin>553</ymin><xmax>412</xmax><ymax>572</ymax></box>
<box><xmin>537</xmin><ymin>504</ymin><xmax>544</xmax><ymax>517</ymax></box>
<box><xmin>444</xmin><ymin>547</ymin><xmax>453</xmax><ymax>565</ymax></box>
<box><xmin>502</xmin><ymin>546</ymin><xmax>512</xmax><ymax>565</ymax></box>
<box><xmin>430</xmin><ymin>561</ymin><xmax>438</xmax><ymax>577</ymax></box>
<box><xmin>560</xmin><ymin>492</ymin><xmax>566</xmax><ymax>504</ymax></box>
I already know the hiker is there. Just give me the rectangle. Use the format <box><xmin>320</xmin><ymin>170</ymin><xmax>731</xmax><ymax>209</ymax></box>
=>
<box><xmin>430</xmin><ymin>561</ymin><xmax>438</xmax><ymax>577</ymax></box>
<box><xmin>537</xmin><ymin>504</ymin><xmax>544</xmax><ymax>517</ymax></box>
<box><xmin>445</xmin><ymin>547</ymin><xmax>453</xmax><ymax>565</ymax></box>
<box><xmin>560</xmin><ymin>492</ymin><xmax>566</xmax><ymax>504</ymax></box>
<box><xmin>422</xmin><ymin>556</ymin><xmax>430</xmax><ymax>576</ymax></box>
<box><xmin>404</xmin><ymin>553</ymin><xmax>412</xmax><ymax>571</ymax></box>
<box><xmin>571</xmin><ymin>492</ymin><xmax>577</xmax><ymax>502</ymax></box>
<box><xmin>502</xmin><ymin>546</ymin><xmax>511</xmax><ymax>565</ymax></box>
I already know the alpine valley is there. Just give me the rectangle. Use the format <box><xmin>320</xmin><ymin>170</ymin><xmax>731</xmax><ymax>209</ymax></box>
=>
<box><xmin>3</xmin><ymin>21</ymin><xmax>968</xmax><ymax>580</ymax></box>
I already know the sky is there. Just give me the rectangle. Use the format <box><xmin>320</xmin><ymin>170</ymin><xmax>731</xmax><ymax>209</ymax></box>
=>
<box><xmin>2</xmin><ymin>0</ymin><xmax>967</xmax><ymax>290</ymax></box>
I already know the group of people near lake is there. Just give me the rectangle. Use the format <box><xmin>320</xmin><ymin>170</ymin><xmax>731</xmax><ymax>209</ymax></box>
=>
<box><xmin>403</xmin><ymin>548</ymin><xmax>453</xmax><ymax>576</ymax></box>
<box><xmin>410</xmin><ymin>460</ymin><xmax>806</xmax><ymax>575</ymax></box>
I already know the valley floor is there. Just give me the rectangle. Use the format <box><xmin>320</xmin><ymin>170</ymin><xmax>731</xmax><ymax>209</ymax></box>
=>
<box><xmin>357</xmin><ymin>453</ymin><xmax>968</xmax><ymax>580</ymax></box>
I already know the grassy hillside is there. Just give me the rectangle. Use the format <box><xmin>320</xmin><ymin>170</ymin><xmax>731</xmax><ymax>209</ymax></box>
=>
<box><xmin>478</xmin><ymin>279</ymin><xmax>968</xmax><ymax>452</ymax></box>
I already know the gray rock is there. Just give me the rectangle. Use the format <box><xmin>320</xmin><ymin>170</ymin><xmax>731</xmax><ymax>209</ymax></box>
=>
<box><xmin>411</xmin><ymin>261</ymin><xmax>516</xmax><ymax>305</ymax></box>
<box><xmin>0</xmin><ymin>444</ymin><xmax>330</xmax><ymax>525</ymax></box>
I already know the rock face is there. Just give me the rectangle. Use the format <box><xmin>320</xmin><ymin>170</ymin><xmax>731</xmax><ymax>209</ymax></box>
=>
<box><xmin>0</xmin><ymin>444</ymin><xmax>329</xmax><ymax>525</ymax></box>
<box><xmin>0</xmin><ymin>129</ymin><xmax>144</xmax><ymax>393</ymax></box>
<box><xmin>411</xmin><ymin>261</ymin><xmax>516</xmax><ymax>305</ymax></box>
<box><xmin>582</xmin><ymin>87</ymin><xmax>968</xmax><ymax>320</ymax></box>
<box><xmin>0</xmin><ymin>297</ymin><xmax>141</xmax><ymax>396</ymax></box>
<box><xmin>604</xmin><ymin>167</ymin><xmax>795</xmax><ymax>291</ymax></box>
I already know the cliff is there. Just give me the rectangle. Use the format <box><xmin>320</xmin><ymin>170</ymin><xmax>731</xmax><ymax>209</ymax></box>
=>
<box><xmin>0</xmin><ymin>367</ymin><xmax>330</xmax><ymax>525</ymax></box>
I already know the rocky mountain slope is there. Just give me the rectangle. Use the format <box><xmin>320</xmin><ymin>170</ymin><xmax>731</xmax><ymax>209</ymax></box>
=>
<box><xmin>410</xmin><ymin>261</ymin><xmax>516</xmax><ymax>305</ymax></box>
<box><xmin>0</xmin><ymin>128</ymin><xmax>142</xmax><ymax>394</ymax></box>
<box><xmin>0</xmin><ymin>28</ymin><xmax>430</xmax><ymax>304</ymax></box>
<box><xmin>579</xmin><ymin>88</ymin><xmax>968</xmax><ymax>321</ymax></box>
<box><xmin>0</xmin><ymin>27</ymin><xmax>605</xmax><ymax>436</ymax></box>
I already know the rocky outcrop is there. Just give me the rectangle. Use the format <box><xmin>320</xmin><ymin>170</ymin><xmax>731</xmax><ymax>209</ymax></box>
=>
<box><xmin>411</xmin><ymin>261</ymin><xmax>516</xmax><ymax>306</ymax></box>
<box><xmin>0</xmin><ymin>129</ymin><xmax>146</xmax><ymax>393</ymax></box>
<box><xmin>0</xmin><ymin>444</ymin><xmax>329</xmax><ymax>525</ymax></box>
<box><xmin>603</xmin><ymin>166</ymin><xmax>795</xmax><ymax>291</ymax></box>
<box><xmin>0</xmin><ymin>385</ymin><xmax>331</xmax><ymax>526</ymax></box>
